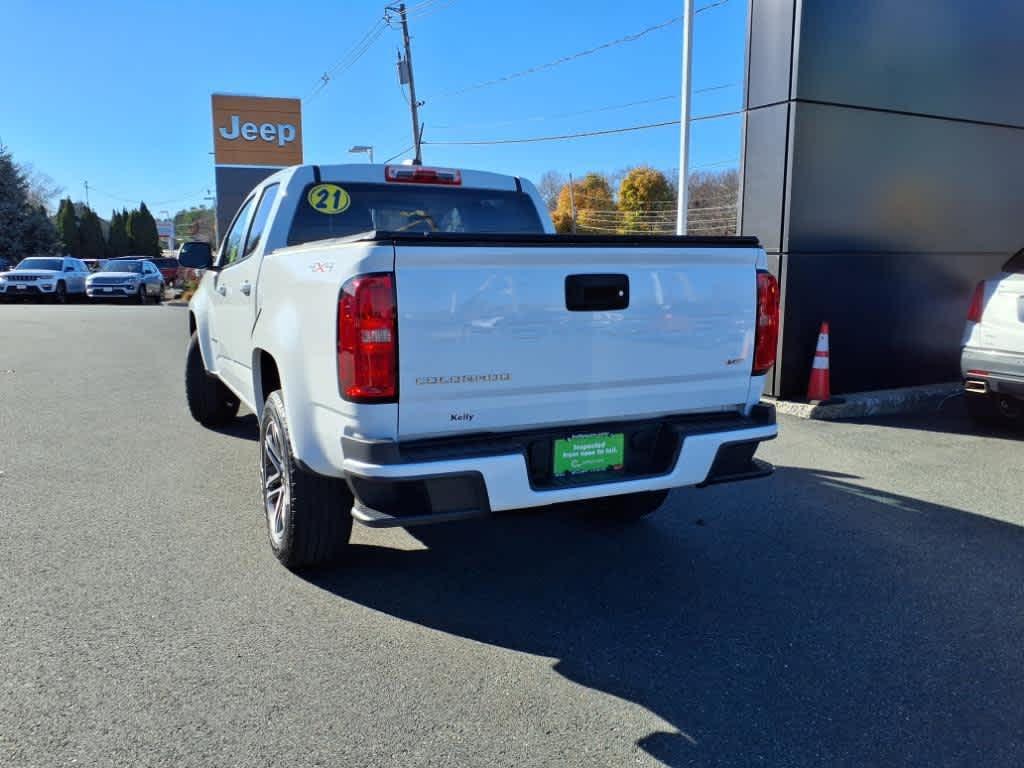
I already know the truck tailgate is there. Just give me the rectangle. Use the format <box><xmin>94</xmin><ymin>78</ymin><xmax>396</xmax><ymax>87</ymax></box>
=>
<box><xmin>394</xmin><ymin>243</ymin><xmax>759</xmax><ymax>439</ymax></box>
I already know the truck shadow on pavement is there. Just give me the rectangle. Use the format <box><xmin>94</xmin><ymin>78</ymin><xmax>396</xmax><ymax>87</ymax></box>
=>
<box><xmin>306</xmin><ymin>468</ymin><xmax>1024</xmax><ymax>767</ymax></box>
<box><xmin>210</xmin><ymin>413</ymin><xmax>259</xmax><ymax>442</ymax></box>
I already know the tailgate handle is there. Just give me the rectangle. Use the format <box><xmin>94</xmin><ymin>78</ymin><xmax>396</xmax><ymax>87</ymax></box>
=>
<box><xmin>565</xmin><ymin>274</ymin><xmax>629</xmax><ymax>311</ymax></box>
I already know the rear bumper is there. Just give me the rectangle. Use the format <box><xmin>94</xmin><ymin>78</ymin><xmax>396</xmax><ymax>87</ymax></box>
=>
<box><xmin>962</xmin><ymin>347</ymin><xmax>1024</xmax><ymax>398</ymax></box>
<box><xmin>341</xmin><ymin>404</ymin><xmax>778</xmax><ymax>527</ymax></box>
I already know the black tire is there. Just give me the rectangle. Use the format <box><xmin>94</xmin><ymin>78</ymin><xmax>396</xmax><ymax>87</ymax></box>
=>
<box><xmin>966</xmin><ymin>391</ymin><xmax>1023</xmax><ymax>429</ymax></box>
<box><xmin>588</xmin><ymin>490</ymin><xmax>670</xmax><ymax>522</ymax></box>
<box><xmin>154</xmin><ymin>283</ymin><xmax>164</xmax><ymax>304</ymax></box>
<box><xmin>53</xmin><ymin>281</ymin><xmax>67</xmax><ymax>305</ymax></box>
<box><xmin>260</xmin><ymin>390</ymin><xmax>353</xmax><ymax>569</ymax></box>
<box><xmin>965</xmin><ymin>392</ymin><xmax>997</xmax><ymax>426</ymax></box>
<box><xmin>993</xmin><ymin>394</ymin><xmax>1023</xmax><ymax>428</ymax></box>
<box><xmin>137</xmin><ymin>285</ymin><xmax>148</xmax><ymax>305</ymax></box>
<box><xmin>185</xmin><ymin>332</ymin><xmax>240</xmax><ymax>427</ymax></box>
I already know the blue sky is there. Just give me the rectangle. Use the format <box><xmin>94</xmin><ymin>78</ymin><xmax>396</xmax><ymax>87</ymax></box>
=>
<box><xmin>1</xmin><ymin>0</ymin><xmax>747</xmax><ymax>216</ymax></box>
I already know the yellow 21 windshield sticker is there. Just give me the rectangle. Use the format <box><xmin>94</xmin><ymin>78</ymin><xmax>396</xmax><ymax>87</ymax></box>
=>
<box><xmin>307</xmin><ymin>183</ymin><xmax>350</xmax><ymax>214</ymax></box>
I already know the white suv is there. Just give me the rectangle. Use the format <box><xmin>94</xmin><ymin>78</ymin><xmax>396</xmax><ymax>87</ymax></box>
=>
<box><xmin>0</xmin><ymin>256</ymin><xmax>90</xmax><ymax>303</ymax></box>
<box><xmin>962</xmin><ymin>249</ymin><xmax>1024</xmax><ymax>427</ymax></box>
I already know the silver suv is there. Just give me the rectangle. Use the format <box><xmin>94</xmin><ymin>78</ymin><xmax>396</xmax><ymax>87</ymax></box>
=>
<box><xmin>86</xmin><ymin>259</ymin><xmax>165</xmax><ymax>303</ymax></box>
<box><xmin>0</xmin><ymin>256</ymin><xmax>90</xmax><ymax>303</ymax></box>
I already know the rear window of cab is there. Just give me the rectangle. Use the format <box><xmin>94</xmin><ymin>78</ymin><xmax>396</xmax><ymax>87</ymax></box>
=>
<box><xmin>286</xmin><ymin>182</ymin><xmax>544</xmax><ymax>246</ymax></box>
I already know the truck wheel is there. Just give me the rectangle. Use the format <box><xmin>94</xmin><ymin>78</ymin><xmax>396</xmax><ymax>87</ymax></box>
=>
<box><xmin>589</xmin><ymin>490</ymin><xmax>670</xmax><ymax>521</ymax></box>
<box><xmin>260</xmin><ymin>390</ymin><xmax>353</xmax><ymax>570</ymax></box>
<box><xmin>994</xmin><ymin>395</ymin><xmax>1022</xmax><ymax>427</ymax></box>
<box><xmin>185</xmin><ymin>332</ymin><xmax>239</xmax><ymax>427</ymax></box>
<box><xmin>965</xmin><ymin>392</ymin><xmax>997</xmax><ymax>426</ymax></box>
<box><xmin>54</xmin><ymin>281</ymin><xmax>67</xmax><ymax>305</ymax></box>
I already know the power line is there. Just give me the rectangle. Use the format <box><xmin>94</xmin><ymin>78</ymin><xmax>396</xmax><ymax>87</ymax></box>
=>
<box><xmin>312</xmin><ymin>0</ymin><xmax>458</xmax><ymax>102</ymax></box>
<box><xmin>434</xmin><ymin>84</ymin><xmax>737</xmax><ymax>131</ymax></box>
<box><xmin>307</xmin><ymin>18</ymin><xmax>388</xmax><ymax>101</ymax></box>
<box><xmin>693</xmin><ymin>82</ymin><xmax>739</xmax><ymax>94</ymax></box>
<box><xmin>631</xmin><ymin>196</ymin><xmax>737</xmax><ymax>208</ymax></box>
<box><xmin>432</xmin><ymin>15</ymin><xmax>683</xmax><ymax>100</ymax></box>
<box><xmin>403</xmin><ymin>0</ymin><xmax>443</xmax><ymax>12</ymax></box>
<box><xmin>436</xmin><ymin>95</ymin><xmax>676</xmax><ymax>130</ymax></box>
<box><xmin>426</xmin><ymin>119</ymin><xmax>681</xmax><ymax>145</ymax></box>
<box><xmin>88</xmin><ymin>186</ymin><xmax>207</xmax><ymax>208</ymax></box>
<box><xmin>381</xmin><ymin>144</ymin><xmax>415</xmax><ymax>163</ymax></box>
<box><xmin>432</xmin><ymin>0</ymin><xmax>730</xmax><ymax>101</ymax></box>
<box><xmin>690</xmin><ymin>108</ymin><xmax>745</xmax><ymax>122</ymax></box>
<box><xmin>694</xmin><ymin>0</ymin><xmax>731</xmax><ymax>14</ymax></box>
<box><xmin>401</xmin><ymin>0</ymin><xmax>449</xmax><ymax>16</ymax></box>
<box><xmin>583</xmin><ymin>207</ymin><xmax>736</xmax><ymax>220</ymax></box>
<box><xmin>404</xmin><ymin>0</ymin><xmax>458</xmax><ymax>19</ymax></box>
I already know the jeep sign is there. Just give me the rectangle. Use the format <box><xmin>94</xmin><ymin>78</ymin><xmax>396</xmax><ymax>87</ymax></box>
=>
<box><xmin>211</xmin><ymin>94</ymin><xmax>303</xmax><ymax>166</ymax></box>
<box><xmin>218</xmin><ymin>116</ymin><xmax>296</xmax><ymax>147</ymax></box>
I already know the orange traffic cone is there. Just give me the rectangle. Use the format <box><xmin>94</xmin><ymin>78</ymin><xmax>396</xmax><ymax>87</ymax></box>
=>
<box><xmin>807</xmin><ymin>322</ymin><xmax>832</xmax><ymax>403</ymax></box>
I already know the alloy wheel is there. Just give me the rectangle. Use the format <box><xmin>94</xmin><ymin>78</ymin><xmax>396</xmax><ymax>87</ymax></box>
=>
<box><xmin>262</xmin><ymin>419</ymin><xmax>290</xmax><ymax>546</ymax></box>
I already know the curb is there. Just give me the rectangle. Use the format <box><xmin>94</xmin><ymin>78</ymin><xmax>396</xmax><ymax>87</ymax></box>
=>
<box><xmin>164</xmin><ymin>300</ymin><xmax>188</xmax><ymax>307</ymax></box>
<box><xmin>768</xmin><ymin>382</ymin><xmax>962</xmax><ymax>420</ymax></box>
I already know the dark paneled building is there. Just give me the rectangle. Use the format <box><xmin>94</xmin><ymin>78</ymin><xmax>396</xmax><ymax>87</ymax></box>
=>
<box><xmin>740</xmin><ymin>0</ymin><xmax>1024</xmax><ymax>397</ymax></box>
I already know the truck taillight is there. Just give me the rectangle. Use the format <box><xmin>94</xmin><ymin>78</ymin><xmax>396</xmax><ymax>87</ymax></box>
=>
<box><xmin>338</xmin><ymin>274</ymin><xmax>397</xmax><ymax>402</ymax></box>
<box><xmin>753</xmin><ymin>270</ymin><xmax>780</xmax><ymax>375</ymax></box>
<box><xmin>966</xmin><ymin>281</ymin><xmax>985</xmax><ymax>323</ymax></box>
<box><xmin>384</xmin><ymin>165</ymin><xmax>462</xmax><ymax>185</ymax></box>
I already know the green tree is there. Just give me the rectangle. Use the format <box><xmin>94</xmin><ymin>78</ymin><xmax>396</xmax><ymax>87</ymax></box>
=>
<box><xmin>55</xmin><ymin>197</ymin><xmax>81</xmax><ymax>256</ymax></box>
<box><xmin>173</xmin><ymin>205</ymin><xmax>216</xmax><ymax>245</ymax></box>
<box><xmin>130</xmin><ymin>202</ymin><xmax>161</xmax><ymax>256</ymax></box>
<box><xmin>106</xmin><ymin>211</ymin><xmax>122</xmax><ymax>256</ymax></box>
<box><xmin>78</xmin><ymin>207</ymin><xmax>106</xmax><ymax>259</ymax></box>
<box><xmin>0</xmin><ymin>146</ymin><xmax>58</xmax><ymax>263</ymax></box>
<box><xmin>124</xmin><ymin>208</ymin><xmax>136</xmax><ymax>254</ymax></box>
<box><xmin>618</xmin><ymin>166</ymin><xmax>676</xmax><ymax>234</ymax></box>
<box><xmin>552</xmin><ymin>173</ymin><xmax>616</xmax><ymax>234</ymax></box>
<box><xmin>22</xmin><ymin>205</ymin><xmax>58</xmax><ymax>257</ymax></box>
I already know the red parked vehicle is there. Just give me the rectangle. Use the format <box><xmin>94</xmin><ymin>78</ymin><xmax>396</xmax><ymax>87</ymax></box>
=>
<box><xmin>150</xmin><ymin>257</ymin><xmax>180</xmax><ymax>285</ymax></box>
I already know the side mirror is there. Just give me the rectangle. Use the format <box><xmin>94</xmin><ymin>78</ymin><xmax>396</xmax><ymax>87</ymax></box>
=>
<box><xmin>179</xmin><ymin>242</ymin><xmax>214</xmax><ymax>270</ymax></box>
<box><xmin>65</xmin><ymin>266</ymin><xmax>75</xmax><ymax>272</ymax></box>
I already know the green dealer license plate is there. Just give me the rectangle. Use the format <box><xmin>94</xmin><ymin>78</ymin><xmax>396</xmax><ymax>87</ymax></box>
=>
<box><xmin>553</xmin><ymin>433</ymin><xmax>625</xmax><ymax>476</ymax></box>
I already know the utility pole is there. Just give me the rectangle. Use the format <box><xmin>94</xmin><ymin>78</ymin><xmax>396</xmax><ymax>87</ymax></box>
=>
<box><xmin>676</xmin><ymin>0</ymin><xmax>693</xmax><ymax>235</ymax></box>
<box><xmin>568</xmin><ymin>173</ymin><xmax>578</xmax><ymax>234</ymax></box>
<box><xmin>390</xmin><ymin>3</ymin><xmax>423</xmax><ymax>165</ymax></box>
<box><xmin>84</xmin><ymin>180</ymin><xmax>90</xmax><ymax>208</ymax></box>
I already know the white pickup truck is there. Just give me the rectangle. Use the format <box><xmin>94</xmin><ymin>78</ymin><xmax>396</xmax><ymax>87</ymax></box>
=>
<box><xmin>179</xmin><ymin>164</ymin><xmax>780</xmax><ymax>569</ymax></box>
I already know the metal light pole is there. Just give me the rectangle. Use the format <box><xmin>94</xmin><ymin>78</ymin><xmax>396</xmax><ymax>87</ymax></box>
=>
<box><xmin>349</xmin><ymin>145</ymin><xmax>375</xmax><ymax>163</ymax></box>
<box><xmin>676</xmin><ymin>0</ymin><xmax>694</xmax><ymax>235</ymax></box>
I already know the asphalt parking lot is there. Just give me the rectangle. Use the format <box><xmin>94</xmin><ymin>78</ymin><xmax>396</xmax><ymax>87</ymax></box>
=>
<box><xmin>1</xmin><ymin>304</ymin><xmax>1022</xmax><ymax>767</ymax></box>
